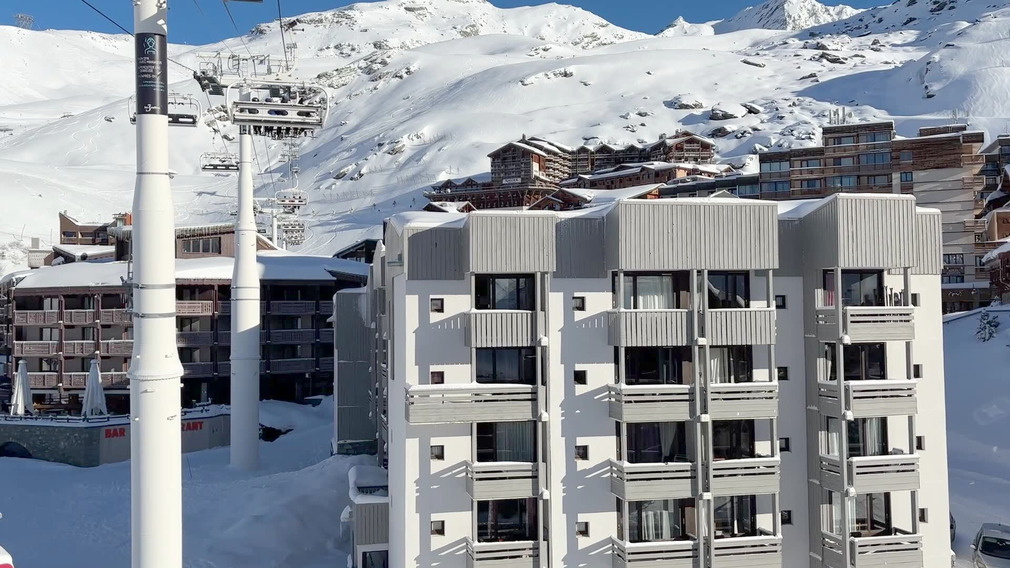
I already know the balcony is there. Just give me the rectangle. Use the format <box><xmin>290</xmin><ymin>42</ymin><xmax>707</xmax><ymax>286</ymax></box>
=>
<box><xmin>609</xmin><ymin>460</ymin><xmax>694</xmax><ymax>500</ymax></box>
<box><xmin>709</xmin><ymin>383</ymin><xmax>778</xmax><ymax>420</ymax></box>
<box><xmin>181</xmin><ymin>362</ymin><xmax>214</xmax><ymax>377</ymax></box>
<box><xmin>465</xmin><ymin>310</ymin><xmax>540</xmax><ymax>348</ymax></box>
<box><xmin>266</xmin><ymin>329</ymin><xmax>316</xmax><ymax>344</ymax></box>
<box><xmin>63</xmin><ymin>340</ymin><xmax>97</xmax><ymax>356</ymax></box>
<box><xmin>63</xmin><ymin>309</ymin><xmax>97</xmax><ymax>325</ymax></box>
<box><xmin>705</xmin><ymin>309</ymin><xmax>776</xmax><ymax>346</ymax></box>
<box><xmin>608</xmin><ymin>310</ymin><xmax>691</xmax><ymax>347</ymax></box>
<box><xmin>269</xmin><ymin>301</ymin><xmax>317</xmax><ymax>315</ymax></box>
<box><xmin>319</xmin><ymin>328</ymin><xmax>334</xmax><ymax>343</ymax></box>
<box><xmin>12</xmin><ymin>341</ymin><xmax>59</xmax><ymax>356</ymax></box>
<box><xmin>13</xmin><ymin>310</ymin><xmax>59</xmax><ymax>326</ymax></box>
<box><xmin>816</xmin><ymin>307</ymin><xmax>915</xmax><ymax>342</ymax></box>
<box><xmin>405</xmin><ymin>384</ymin><xmax>537</xmax><ymax>424</ymax></box>
<box><xmin>849</xmin><ymin>532</ymin><xmax>922</xmax><ymax>568</ymax></box>
<box><xmin>711</xmin><ymin>536</ymin><xmax>782</xmax><ymax>568</ymax></box>
<box><xmin>27</xmin><ymin>372</ymin><xmax>58</xmax><ymax>388</ymax></box>
<box><xmin>466</xmin><ymin>540</ymin><xmax>538</xmax><ymax>568</ymax></box>
<box><xmin>269</xmin><ymin>358</ymin><xmax>315</xmax><ymax>373</ymax></box>
<box><xmin>100</xmin><ymin>339</ymin><xmax>133</xmax><ymax>356</ymax></box>
<box><xmin>176</xmin><ymin>301</ymin><xmax>214</xmax><ymax>316</ymax></box>
<box><xmin>612</xmin><ymin>539</ymin><xmax>696</xmax><ymax>568</ymax></box>
<box><xmin>177</xmin><ymin>331</ymin><xmax>214</xmax><ymax>346</ymax></box>
<box><xmin>62</xmin><ymin>371</ymin><xmax>130</xmax><ymax>388</ymax></box>
<box><xmin>608</xmin><ymin>384</ymin><xmax>692</xmax><ymax>422</ymax></box>
<box><xmin>710</xmin><ymin>458</ymin><xmax>780</xmax><ymax>497</ymax></box>
<box><xmin>466</xmin><ymin>462</ymin><xmax>538</xmax><ymax>500</ymax></box>
<box><xmin>820</xmin><ymin>454</ymin><xmax>919</xmax><ymax>494</ymax></box>
<box><xmin>818</xmin><ymin>380</ymin><xmax>917</xmax><ymax>418</ymax></box>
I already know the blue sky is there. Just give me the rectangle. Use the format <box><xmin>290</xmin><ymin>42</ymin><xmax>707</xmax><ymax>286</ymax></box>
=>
<box><xmin>5</xmin><ymin>0</ymin><xmax>881</xmax><ymax>44</ymax></box>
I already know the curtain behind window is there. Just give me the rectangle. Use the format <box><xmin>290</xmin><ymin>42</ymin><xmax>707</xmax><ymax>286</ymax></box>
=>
<box><xmin>636</xmin><ymin>275</ymin><xmax>675</xmax><ymax>310</ymax></box>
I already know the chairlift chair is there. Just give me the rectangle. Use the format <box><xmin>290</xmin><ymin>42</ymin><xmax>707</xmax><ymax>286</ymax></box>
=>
<box><xmin>275</xmin><ymin>188</ymin><xmax>308</xmax><ymax>209</ymax></box>
<box><xmin>200</xmin><ymin>152</ymin><xmax>240</xmax><ymax>172</ymax></box>
<box><xmin>227</xmin><ymin>80</ymin><xmax>328</xmax><ymax>139</ymax></box>
<box><xmin>128</xmin><ymin>93</ymin><xmax>202</xmax><ymax>127</ymax></box>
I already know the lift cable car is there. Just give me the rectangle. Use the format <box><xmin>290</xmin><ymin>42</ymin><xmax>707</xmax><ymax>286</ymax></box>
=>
<box><xmin>128</xmin><ymin>93</ymin><xmax>202</xmax><ymax>127</ymax></box>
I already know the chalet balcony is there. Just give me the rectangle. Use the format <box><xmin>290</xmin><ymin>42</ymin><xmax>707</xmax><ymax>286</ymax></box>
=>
<box><xmin>319</xmin><ymin>328</ymin><xmax>334</xmax><ymax>343</ymax></box>
<box><xmin>265</xmin><ymin>329</ymin><xmax>316</xmax><ymax>344</ymax></box>
<box><xmin>710</xmin><ymin>458</ymin><xmax>780</xmax><ymax>497</ymax></box>
<box><xmin>816</xmin><ymin>307</ymin><xmax>915</xmax><ymax>342</ymax></box>
<box><xmin>63</xmin><ymin>309</ymin><xmax>98</xmax><ymax>325</ymax></box>
<box><xmin>820</xmin><ymin>531</ymin><xmax>922</xmax><ymax>568</ymax></box>
<box><xmin>319</xmin><ymin>357</ymin><xmax>334</xmax><ymax>370</ymax></box>
<box><xmin>64</xmin><ymin>371</ymin><xmax>130</xmax><ymax>388</ymax></box>
<box><xmin>705</xmin><ymin>308</ymin><xmax>776</xmax><ymax>346</ymax></box>
<box><xmin>181</xmin><ymin>362</ymin><xmax>214</xmax><ymax>377</ymax></box>
<box><xmin>13</xmin><ymin>310</ymin><xmax>59</xmax><ymax>326</ymax></box>
<box><xmin>176</xmin><ymin>331</ymin><xmax>214</xmax><ymax>346</ymax></box>
<box><xmin>63</xmin><ymin>340</ymin><xmax>97</xmax><ymax>356</ymax></box>
<box><xmin>268</xmin><ymin>358</ymin><xmax>315</xmax><ymax>373</ymax></box>
<box><xmin>405</xmin><ymin>384</ymin><xmax>537</xmax><ymax>424</ymax></box>
<box><xmin>609</xmin><ymin>459</ymin><xmax>695</xmax><ymax>501</ymax></box>
<box><xmin>612</xmin><ymin>539</ymin><xmax>696</xmax><ymax>568</ymax></box>
<box><xmin>608</xmin><ymin>384</ymin><xmax>692</xmax><ymax>422</ymax></box>
<box><xmin>607</xmin><ymin>309</ymin><xmax>691</xmax><ymax>347</ymax></box>
<box><xmin>100</xmin><ymin>339</ymin><xmax>133</xmax><ymax>356</ymax></box>
<box><xmin>465</xmin><ymin>461</ymin><xmax>538</xmax><ymax>500</ymax></box>
<box><xmin>711</xmin><ymin>536</ymin><xmax>782</xmax><ymax>568</ymax></box>
<box><xmin>176</xmin><ymin>301</ymin><xmax>214</xmax><ymax>316</ymax></box>
<box><xmin>817</xmin><ymin>380</ymin><xmax>917</xmax><ymax>418</ymax></box>
<box><xmin>819</xmin><ymin>454</ymin><xmax>919</xmax><ymax>494</ymax></box>
<box><xmin>99</xmin><ymin>308</ymin><xmax>131</xmax><ymax>325</ymax></box>
<box><xmin>12</xmin><ymin>341</ymin><xmax>59</xmax><ymax>356</ymax></box>
<box><xmin>269</xmin><ymin>301</ymin><xmax>317</xmax><ymax>315</ymax></box>
<box><xmin>709</xmin><ymin>383</ymin><xmax>779</xmax><ymax>420</ymax></box>
<box><xmin>27</xmin><ymin>372</ymin><xmax>59</xmax><ymax>388</ymax></box>
<box><xmin>465</xmin><ymin>310</ymin><xmax>540</xmax><ymax>348</ymax></box>
<box><xmin>466</xmin><ymin>540</ymin><xmax>538</xmax><ymax>568</ymax></box>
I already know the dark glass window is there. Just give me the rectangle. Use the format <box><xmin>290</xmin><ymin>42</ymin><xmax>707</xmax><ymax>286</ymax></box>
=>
<box><xmin>848</xmin><ymin>418</ymin><xmax>888</xmax><ymax>457</ymax></box>
<box><xmin>477</xmin><ymin>498</ymin><xmax>537</xmax><ymax>543</ymax></box>
<box><xmin>708</xmin><ymin>346</ymin><xmax>753</xmax><ymax>384</ymax></box>
<box><xmin>625</xmin><ymin>347</ymin><xmax>691</xmax><ymax>385</ymax></box>
<box><xmin>475</xmin><ymin>275</ymin><xmax>535</xmax><ymax>310</ymax></box>
<box><xmin>626</xmin><ymin>422</ymin><xmax>688</xmax><ymax>463</ymax></box>
<box><xmin>713</xmin><ymin>496</ymin><xmax>757</xmax><ymax>538</ymax></box>
<box><xmin>476</xmin><ymin>422</ymin><xmax>537</xmax><ymax>462</ymax></box>
<box><xmin>851</xmin><ymin>493</ymin><xmax>891</xmax><ymax>536</ymax></box>
<box><xmin>712</xmin><ymin>420</ymin><xmax>755</xmax><ymax>460</ymax></box>
<box><xmin>708</xmin><ymin>272</ymin><xmax>749</xmax><ymax>309</ymax></box>
<box><xmin>476</xmin><ymin>348</ymin><xmax>536</xmax><ymax>385</ymax></box>
<box><xmin>824</xmin><ymin>343</ymin><xmax>885</xmax><ymax>381</ymax></box>
<box><xmin>362</xmin><ymin>551</ymin><xmax>389</xmax><ymax>568</ymax></box>
<box><xmin>623</xmin><ymin>498</ymin><xmax>696</xmax><ymax>543</ymax></box>
<box><xmin>614</xmin><ymin>272</ymin><xmax>688</xmax><ymax>310</ymax></box>
<box><xmin>824</xmin><ymin>270</ymin><xmax>883</xmax><ymax>307</ymax></box>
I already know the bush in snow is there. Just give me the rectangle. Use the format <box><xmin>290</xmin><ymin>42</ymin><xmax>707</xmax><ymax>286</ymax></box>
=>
<box><xmin>976</xmin><ymin>309</ymin><xmax>1000</xmax><ymax>342</ymax></box>
<box><xmin>991</xmin><ymin>298</ymin><xmax>1002</xmax><ymax>307</ymax></box>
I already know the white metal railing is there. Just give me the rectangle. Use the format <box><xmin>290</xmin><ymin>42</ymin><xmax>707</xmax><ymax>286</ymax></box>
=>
<box><xmin>608</xmin><ymin>383</ymin><xmax>693</xmax><ymax>422</ymax></box>
<box><xmin>711</xmin><ymin>535</ymin><xmax>782</xmax><ymax>564</ymax></box>
<box><xmin>608</xmin><ymin>309</ymin><xmax>691</xmax><ymax>347</ymax></box>
<box><xmin>465</xmin><ymin>310</ymin><xmax>539</xmax><ymax>348</ymax></box>
<box><xmin>466</xmin><ymin>539</ymin><xmax>538</xmax><ymax>566</ymax></box>
<box><xmin>711</xmin><ymin>458</ymin><xmax>780</xmax><ymax>496</ymax></box>
<box><xmin>850</xmin><ymin>532</ymin><xmax>921</xmax><ymax>567</ymax></box>
<box><xmin>612</xmin><ymin>538</ymin><xmax>696</xmax><ymax>566</ymax></box>
<box><xmin>406</xmin><ymin>384</ymin><xmax>537</xmax><ymax>424</ymax></box>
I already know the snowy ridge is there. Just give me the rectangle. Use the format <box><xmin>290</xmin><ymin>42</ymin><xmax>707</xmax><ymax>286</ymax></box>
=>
<box><xmin>713</xmin><ymin>0</ymin><xmax>863</xmax><ymax>33</ymax></box>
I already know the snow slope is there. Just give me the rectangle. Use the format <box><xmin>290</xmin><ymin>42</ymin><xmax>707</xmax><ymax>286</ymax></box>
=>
<box><xmin>3</xmin><ymin>0</ymin><xmax>1010</xmax><ymax>268</ymax></box>
<box><xmin>713</xmin><ymin>0</ymin><xmax>863</xmax><ymax>33</ymax></box>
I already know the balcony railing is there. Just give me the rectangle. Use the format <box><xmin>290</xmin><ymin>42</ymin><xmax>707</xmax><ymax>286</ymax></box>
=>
<box><xmin>612</xmin><ymin>538</ymin><xmax>696</xmax><ymax>568</ymax></box>
<box><xmin>12</xmin><ymin>341</ymin><xmax>59</xmax><ymax>356</ymax></box>
<box><xmin>63</xmin><ymin>340</ymin><xmax>96</xmax><ymax>356</ymax></box>
<box><xmin>100</xmin><ymin>339</ymin><xmax>133</xmax><ymax>356</ymax></box>
<box><xmin>849</xmin><ymin>532</ymin><xmax>921</xmax><ymax>568</ymax></box>
<box><xmin>266</xmin><ymin>329</ymin><xmax>316</xmax><ymax>344</ymax></box>
<box><xmin>466</xmin><ymin>461</ymin><xmax>538</xmax><ymax>500</ymax></box>
<box><xmin>819</xmin><ymin>454</ymin><xmax>919</xmax><ymax>494</ymax></box>
<box><xmin>26</xmin><ymin>371</ymin><xmax>130</xmax><ymax>389</ymax></box>
<box><xmin>709</xmin><ymin>383</ymin><xmax>778</xmax><ymax>420</ymax></box>
<box><xmin>99</xmin><ymin>308</ymin><xmax>131</xmax><ymax>324</ymax></box>
<box><xmin>406</xmin><ymin>384</ymin><xmax>537</xmax><ymax>424</ymax></box>
<box><xmin>269</xmin><ymin>358</ymin><xmax>315</xmax><ymax>373</ymax></box>
<box><xmin>608</xmin><ymin>383</ymin><xmax>692</xmax><ymax>422</ymax></box>
<box><xmin>176</xmin><ymin>301</ymin><xmax>214</xmax><ymax>316</ymax></box>
<box><xmin>466</xmin><ymin>539</ymin><xmax>538</xmax><ymax>568</ymax></box>
<box><xmin>816</xmin><ymin>306</ymin><xmax>915</xmax><ymax>342</ymax></box>
<box><xmin>269</xmin><ymin>301</ymin><xmax>317</xmax><ymax>315</ymax></box>
<box><xmin>465</xmin><ymin>310</ymin><xmax>540</xmax><ymax>348</ymax></box>
<box><xmin>710</xmin><ymin>458</ymin><xmax>780</xmax><ymax>497</ymax></box>
<box><xmin>711</xmin><ymin>535</ymin><xmax>782</xmax><ymax>568</ymax></box>
<box><xmin>177</xmin><ymin>331</ymin><xmax>214</xmax><ymax>346</ymax></box>
<box><xmin>181</xmin><ymin>362</ymin><xmax>214</xmax><ymax>377</ymax></box>
<box><xmin>818</xmin><ymin>380</ymin><xmax>917</xmax><ymax>418</ymax></box>
<box><xmin>319</xmin><ymin>328</ymin><xmax>334</xmax><ymax>343</ymax></box>
<box><xmin>705</xmin><ymin>309</ymin><xmax>776</xmax><ymax>345</ymax></box>
<box><xmin>608</xmin><ymin>309</ymin><xmax>691</xmax><ymax>347</ymax></box>
<box><xmin>609</xmin><ymin>460</ymin><xmax>694</xmax><ymax>501</ymax></box>
<box><xmin>13</xmin><ymin>310</ymin><xmax>59</xmax><ymax>326</ymax></box>
<box><xmin>63</xmin><ymin>309</ymin><xmax>97</xmax><ymax>325</ymax></box>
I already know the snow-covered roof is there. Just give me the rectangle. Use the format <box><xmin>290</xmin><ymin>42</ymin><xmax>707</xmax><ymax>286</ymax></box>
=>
<box><xmin>488</xmin><ymin>141</ymin><xmax>547</xmax><ymax>158</ymax></box>
<box><xmin>386</xmin><ymin>211</ymin><xmax>468</xmax><ymax>235</ymax></box>
<box><xmin>52</xmin><ymin>244</ymin><xmax>115</xmax><ymax>260</ymax></box>
<box><xmin>11</xmin><ymin>252</ymin><xmax>368</xmax><ymax>290</ymax></box>
<box><xmin>348</xmin><ymin>465</ymin><xmax>388</xmax><ymax>505</ymax></box>
<box><xmin>982</xmin><ymin>240</ymin><xmax>1010</xmax><ymax>264</ymax></box>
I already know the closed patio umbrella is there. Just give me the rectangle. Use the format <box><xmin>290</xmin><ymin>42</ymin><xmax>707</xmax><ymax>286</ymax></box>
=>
<box><xmin>9</xmin><ymin>360</ymin><xmax>34</xmax><ymax>417</ymax></box>
<box><xmin>81</xmin><ymin>359</ymin><xmax>108</xmax><ymax>418</ymax></box>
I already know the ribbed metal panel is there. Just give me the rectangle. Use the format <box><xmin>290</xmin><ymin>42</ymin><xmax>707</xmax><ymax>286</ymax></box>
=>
<box><xmin>333</xmin><ymin>289</ymin><xmax>374</xmax><ymax>446</ymax></box>
<box><xmin>465</xmin><ymin>310</ymin><xmax>540</xmax><ymax>348</ymax></box>
<box><xmin>706</xmin><ymin>309</ymin><xmax>776</xmax><ymax>345</ymax></box>
<box><xmin>836</xmin><ymin>195</ymin><xmax>916</xmax><ymax>269</ymax></box>
<box><xmin>606</xmin><ymin>201</ymin><xmax>778</xmax><ymax>271</ymax></box>
<box><xmin>406</xmin><ymin>227</ymin><xmax>465</xmax><ymax>281</ymax></box>
<box><xmin>776</xmin><ymin>220</ymin><xmax>804</xmax><ymax>276</ymax></box>
<box><xmin>353</xmin><ymin>502</ymin><xmax>389</xmax><ymax>546</ymax></box>
<box><xmin>910</xmin><ymin>210</ymin><xmax>942</xmax><ymax>275</ymax></box>
<box><xmin>609</xmin><ymin>460</ymin><xmax>696</xmax><ymax>501</ymax></box>
<box><xmin>710</xmin><ymin>458</ymin><xmax>780</xmax><ymax>497</ymax></box>
<box><xmin>466</xmin><ymin>213</ymin><xmax>556</xmax><ymax>273</ymax></box>
<box><xmin>465</xmin><ymin>462</ymin><xmax>538</xmax><ymax>500</ymax></box>
<box><xmin>555</xmin><ymin>217</ymin><xmax>605</xmax><ymax>278</ymax></box>
<box><xmin>608</xmin><ymin>310</ymin><xmax>691</xmax><ymax>347</ymax></box>
<box><xmin>797</xmin><ymin>198</ymin><xmax>840</xmax><ymax>270</ymax></box>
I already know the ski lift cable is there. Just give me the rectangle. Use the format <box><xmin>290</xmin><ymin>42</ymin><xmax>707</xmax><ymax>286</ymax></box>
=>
<box><xmin>276</xmin><ymin>0</ymin><xmax>290</xmax><ymax>71</ymax></box>
<box><xmin>221</xmin><ymin>0</ymin><xmax>258</xmax><ymax>61</ymax></box>
<box><xmin>78</xmin><ymin>0</ymin><xmax>197</xmax><ymax>73</ymax></box>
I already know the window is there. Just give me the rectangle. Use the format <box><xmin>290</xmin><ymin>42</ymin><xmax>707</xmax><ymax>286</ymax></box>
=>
<box><xmin>978</xmin><ymin>536</ymin><xmax>1010</xmax><ymax>559</ymax></box>
<box><xmin>825</xmin><ymin>342</ymin><xmax>886</xmax><ymax>381</ymax></box>
<box><xmin>775</xmin><ymin>295</ymin><xmax>787</xmax><ymax>309</ymax></box>
<box><xmin>477</xmin><ymin>422</ymin><xmax>537</xmax><ymax>462</ymax></box>
<box><xmin>624</xmin><ymin>347</ymin><xmax>691</xmax><ymax>385</ymax></box>
<box><xmin>900</xmin><ymin>172</ymin><xmax>913</xmax><ymax>183</ymax></box>
<box><xmin>801</xmin><ymin>179</ymin><xmax>822</xmax><ymax>189</ymax></box>
<box><xmin>977</xmin><ymin>255</ymin><xmax>986</xmax><ymax>267</ymax></box>
<box><xmin>777</xmin><ymin>367</ymin><xmax>789</xmax><ymax>381</ymax></box>
<box><xmin>576</xmin><ymin>522</ymin><xmax>590</xmax><ymax>537</ymax></box>
<box><xmin>361</xmin><ymin>551</ymin><xmax>388</xmax><ymax>568</ymax></box>
<box><xmin>943</xmin><ymin>254</ymin><xmax>965</xmax><ymax>266</ymax></box>
<box><xmin>708</xmin><ymin>272</ymin><xmax>749</xmax><ymax>309</ymax></box>
<box><xmin>574</xmin><ymin>370</ymin><xmax>587</xmax><ymax>385</ymax></box>
<box><xmin>709</xmin><ymin>346</ymin><xmax>753</xmax><ymax>384</ymax></box>
<box><xmin>858</xmin><ymin>152</ymin><xmax>891</xmax><ymax>165</ymax></box>
<box><xmin>900</xmin><ymin>150</ymin><xmax>913</xmax><ymax>162</ymax></box>
<box><xmin>475</xmin><ymin>274</ymin><xmax>535</xmax><ymax>310</ymax></box>
<box><xmin>760</xmin><ymin>161</ymin><xmax>790</xmax><ymax>173</ymax></box>
<box><xmin>430</xmin><ymin>298</ymin><xmax>444</xmax><ymax>313</ymax></box>
<box><xmin>431</xmin><ymin>520</ymin><xmax>445</xmax><ymax>536</ymax></box>
<box><xmin>572</xmin><ymin>296</ymin><xmax>586</xmax><ymax>311</ymax></box>
<box><xmin>430</xmin><ymin>371</ymin><xmax>444</xmax><ymax>385</ymax></box>
<box><xmin>616</xmin><ymin>272</ymin><xmax>688</xmax><ymax>309</ymax></box>
<box><xmin>942</xmin><ymin>274</ymin><xmax>965</xmax><ymax>284</ymax></box>
<box><xmin>779</xmin><ymin>438</ymin><xmax>791</xmax><ymax>452</ymax></box>
<box><xmin>832</xmin><ymin>156</ymin><xmax>855</xmax><ymax>166</ymax></box>
<box><xmin>828</xmin><ymin>135</ymin><xmax>857</xmax><ymax>146</ymax></box>
<box><xmin>848</xmin><ymin>418</ymin><xmax>889</xmax><ymax>457</ymax></box>
<box><xmin>918</xmin><ymin>508</ymin><xmax>929</xmax><ymax>523</ymax></box>
<box><xmin>431</xmin><ymin>445</ymin><xmax>445</xmax><ymax>460</ymax></box>
<box><xmin>625</xmin><ymin>422</ymin><xmax>688</xmax><ymax>463</ymax></box>
<box><xmin>714</xmin><ymin>496</ymin><xmax>757</xmax><ymax>538</ymax></box>
<box><xmin>781</xmin><ymin>510</ymin><xmax>793</xmax><ymax>526</ymax></box>
<box><xmin>477</xmin><ymin>499</ymin><xmax>537</xmax><ymax>542</ymax></box>
<box><xmin>712</xmin><ymin>420</ymin><xmax>755</xmax><ymax>460</ymax></box>
<box><xmin>911</xmin><ymin>293</ymin><xmax>920</xmax><ymax>307</ymax></box>
<box><xmin>476</xmin><ymin>348</ymin><xmax>536</xmax><ymax>385</ymax></box>
<box><xmin>827</xmin><ymin>175</ymin><xmax>857</xmax><ymax>188</ymax></box>
<box><xmin>760</xmin><ymin>181</ymin><xmax>789</xmax><ymax>193</ymax></box>
<box><xmin>823</xmin><ymin>270</ymin><xmax>883</xmax><ymax>307</ymax></box>
<box><xmin>861</xmin><ymin>131</ymin><xmax>891</xmax><ymax>143</ymax></box>
<box><xmin>913</xmin><ymin>364</ymin><xmax>922</xmax><ymax>379</ymax></box>
<box><xmin>622</xmin><ymin>498</ymin><xmax>696</xmax><ymax>543</ymax></box>
<box><xmin>182</xmin><ymin>237</ymin><xmax>222</xmax><ymax>254</ymax></box>
<box><xmin>916</xmin><ymin>436</ymin><xmax>926</xmax><ymax>451</ymax></box>
<box><xmin>798</xmin><ymin>159</ymin><xmax>822</xmax><ymax>168</ymax></box>
<box><xmin>736</xmin><ymin>184</ymin><xmax>760</xmax><ymax>196</ymax></box>
<box><xmin>575</xmin><ymin>445</ymin><xmax>589</xmax><ymax>460</ymax></box>
<box><xmin>864</xmin><ymin>174</ymin><xmax>890</xmax><ymax>186</ymax></box>
<box><xmin>851</xmin><ymin>492</ymin><xmax>892</xmax><ymax>536</ymax></box>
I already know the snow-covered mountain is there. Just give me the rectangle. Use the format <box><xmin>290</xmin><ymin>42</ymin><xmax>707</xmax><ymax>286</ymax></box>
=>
<box><xmin>2</xmin><ymin>0</ymin><xmax>1010</xmax><ymax>271</ymax></box>
<box><xmin>714</xmin><ymin>0</ymin><xmax>863</xmax><ymax>33</ymax></box>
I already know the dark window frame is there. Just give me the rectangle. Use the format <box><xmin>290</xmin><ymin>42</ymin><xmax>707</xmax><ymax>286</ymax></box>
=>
<box><xmin>475</xmin><ymin>274</ymin><xmax>536</xmax><ymax>311</ymax></box>
<box><xmin>708</xmin><ymin>271</ymin><xmax>750</xmax><ymax>309</ymax></box>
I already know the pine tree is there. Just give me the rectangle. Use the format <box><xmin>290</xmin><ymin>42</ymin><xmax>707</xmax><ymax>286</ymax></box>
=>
<box><xmin>977</xmin><ymin>309</ymin><xmax>1001</xmax><ymax>342</ymax></box>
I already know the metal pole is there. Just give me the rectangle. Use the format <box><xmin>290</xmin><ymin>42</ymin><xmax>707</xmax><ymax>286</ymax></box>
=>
<box><xmin>131</xmin><ymin>1</ymin><xmax>184</xmax><ymax>566</ymax></box>
<box><xmin>230</xmin><ymin>127</ymin><xmax>260</xmax><ymax>470</ymax></box>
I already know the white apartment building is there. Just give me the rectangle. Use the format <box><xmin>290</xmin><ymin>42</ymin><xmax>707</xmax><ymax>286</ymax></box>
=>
<box><xmin>333</xmin><ymin>191</ymin><xmax>950</xmax><ymax>568</ymax></box>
